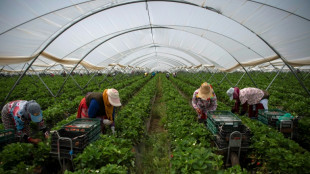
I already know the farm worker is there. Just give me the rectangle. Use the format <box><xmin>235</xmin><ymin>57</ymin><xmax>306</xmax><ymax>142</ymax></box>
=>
<box><xmin>1</xmin><ymin>100</ymin><xmax>49</xmax><ymax>144</ymax></box>
<box><xmin>85</xmin><ymin>89</ymin><xmax>122</xmax><ymax>134</ymax></box>
<box><xmin>76</xmin><ymin>92</ymin><xmax>92</xmax><ymax>119</ymax></box>
<box><xmin>151</xmin><ymin>72</ymin><xmax>156</xmax><ymax>77</ymax></box>
<box><xmin>144</xmin><ymin>72</ymin><xmax>148</xmax><ymax>77</ymax></box>
<box><xmin>166</xmin><ymin>73</ymin><xmax>170</xmax><ymax>79</ymax></box>
<box><xmin>226</xmin><ymin>87</ymin><xmax>269</xmax><ymax>117</ymax></box>
<box><xmin>173</xmin><ymin>72</ymin><xmax>177</xmax><ymax>78</ymax></box>
<box><xmin>192</xmin><ymin>82</ymin><xmax>217</xmax><ymax>123</ymax></box>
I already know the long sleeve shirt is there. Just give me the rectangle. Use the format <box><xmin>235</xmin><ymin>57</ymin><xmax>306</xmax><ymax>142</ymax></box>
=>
<box><xmin>88</xmin><ymin>99</ymin><xmax>115</xmax><ymax>120</ymax></box>
<box><xmin>239</xmin><ymin>88</ymin><xmax>264</xmax><ymax>105</ymax></box>
<box><xmin>3</xmin><ymin>100</ymin><xmax>46</xmax><ymax>139</ymax></box>
<box><xmin>192</xmin><ymin>89</ymin><xmax>217</xmax><ymax>117</ymax></box>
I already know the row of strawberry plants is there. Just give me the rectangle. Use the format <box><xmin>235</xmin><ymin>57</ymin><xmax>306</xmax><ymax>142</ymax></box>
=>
<box><xmin>51</xmin><ymin>72</ymin><xmax>153</xmax><ymax>131</ymax></box>
<box><xmin>178</xmin><ymin>73</ymin><xmax>310</xmax><ymax>150</ymax></box>
<box><xmin>176</xmin><ymin>72</ymin><xmax>310</xmax><ymax>151</ymax></box>
<box><xmin>171</xmin><ymin>74</ymin><xmax>310</xmax><ymax>173</ymax></box>
<box><xmin>162</xmin><ymin>74</ymin><xmax>247</xmax><ymax>173</ymax></box>
<box><xmin>43</xmin><ymin>75</ymin><xmax>147</xmax><ymax>127</ymax></box>
<box><xmin>0</xmin><ymin>74</ymin><xmax>137</xmax><ymax>110</ymax></box>
<box><xmin>0</xmin><ymin>75</ymin><xmax>153</xmax><ymax>173</ymax></box>
<box><xmin>68</xmin><ymin>74</ymin><xmax>158</xmax><ymax>173</ymax></box>
<box><xmin>178</xmin><ymin>72</ymin><xmax>310</xmax><ymax>117</ymax></box>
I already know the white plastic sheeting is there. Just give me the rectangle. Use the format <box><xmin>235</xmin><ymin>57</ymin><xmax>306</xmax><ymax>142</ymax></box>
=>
<box><xmin>0</xmin><ymin>0</ymin><xmax>310</xmax><ymax>73</ymax></box>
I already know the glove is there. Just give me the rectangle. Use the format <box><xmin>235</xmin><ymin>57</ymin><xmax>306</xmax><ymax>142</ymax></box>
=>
<box><xmin>44</xmin><ymin>131</ymin><xmax>49</xmax><ymax>139</ymax></box>
<box><xmin>111</xmin><ymin>126</ymin><xmax>115</xmax><ymax>135</ymax></box>
<box><xmin>196</xmin><ymin>109</ymin><xmax>202</xmax><ymax>114</ymax></box>
<box><xmin>28</xmin><ymin>138</ymin><xmax>42</xmax><ymax>144</ymax></box>
<box><xmin>103</xmin><ymin>119</ymin><xmax>112</xmax><ymax>126</ymax></box>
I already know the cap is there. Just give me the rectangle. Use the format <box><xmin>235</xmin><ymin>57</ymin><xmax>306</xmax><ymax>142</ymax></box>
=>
<box><xmin>226</xmin><ymin>87</ymin><xmax>235</xmax><ymax>101</ymax></box>
<box><xmin>107</xmin><ymin>89</ymin><xmax>122</xmax><ymax>107</ymax></box>
<box><xmin>27</xmin><ymin>101</ymin><xmax>43</xmax><ymax>122</ymax></box>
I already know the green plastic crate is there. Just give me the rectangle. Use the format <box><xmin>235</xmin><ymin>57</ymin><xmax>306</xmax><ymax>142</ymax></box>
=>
<box><xmin>258</xmin><ymin>115</ymin><xmax>269</xmax><ymax>125</ymax></box>
<box><xmin>207</xmin><ymin>111</ymin><xmax>243</xmax><ymax>133</ymax></box>
<box><xmin>208</xmin><ymin>111</ymin><xmax>242</xmax><ymax>126</ymax></box>
<box><xmin>0</xmin><ymin>129</ymin><xmax>15</xmax><ymax>149</ymax></box>
<box><xmin>258</xmin><ymin>109</ymin><xmax>287</xmax><ymax>120</ymax></box>
<box><xmin>206</xmin><ymin>119</ymin><xmax>218</xmax><ymax>134</ymax></box>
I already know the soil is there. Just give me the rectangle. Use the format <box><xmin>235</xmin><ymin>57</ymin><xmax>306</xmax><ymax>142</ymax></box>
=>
<box><xmin>149</xmin><ymin>117</ymin><xmax>166</xmax><ymax>133</ymax></box>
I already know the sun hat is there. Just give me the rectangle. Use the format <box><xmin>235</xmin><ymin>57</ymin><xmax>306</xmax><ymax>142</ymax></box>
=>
<box><xmin>107</xmin><ymin>88</ymin><xmax>122</xmax><ymax>107</ymax></box>
<box><xmin>27</xmin><ymin>101</ymin><xmax>43</xmax><ymax>122</ymax></box>
<box><xmin>197</xmin><ymin>82</ymin><xmax>213</xmax><ymax>100</ymax></box>
<box><xmin>226</xmin><ymin>87</ymin><xmax>234</xmax><ymax>101</ymax></box>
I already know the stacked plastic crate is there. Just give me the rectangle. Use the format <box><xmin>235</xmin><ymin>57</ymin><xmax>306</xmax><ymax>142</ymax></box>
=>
<box><xmin>0</xmin><ymin>129</ymin><xmax>15</xmax><ymax>150</ymax></box>
<box><xmin>206</xmin><ymin>111</ymin><xmax>251</xmax><ymax>149</ymax></box>
<box><xmin>258</xmin><ymin>109</ymin><xmax>287</xmax><ymax>127</ymax></box>
<box><xmin>258</xmin><ymin>109</ymin><xmax>295</xmax><ymax>138</ymax></box>
<box><xmin>50</xmin><ymin>118</ymin><xmax>101</xmax><ymax>159</ymax></box>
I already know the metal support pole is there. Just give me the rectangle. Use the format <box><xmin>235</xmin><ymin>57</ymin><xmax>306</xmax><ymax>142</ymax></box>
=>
<box><xmin>219</xmin><ymin>72</ymin><xmax>234</xmax><ymax>86</ymax></box>
<box><xmin>28</xmin><ymin>73</ymin><xmax>40</xmax><ymax>88</ymax></box>
<box><xmin>266</xmin><ymin>65</ymin><xmax>285</xmax><ymax>91</ymax></box>
<box><xmin>258</xmin><ymin>67</ymin><xmax>270</xmax><ymax>80</ymax></box>
<box><xmin>207</xmin><ymin>69</ymin><xmax>217</xmax><ymax>82</ymax></box>
<box><xmin>198</xmin><ymin>71</ymin><xmax>204</xmax><ymax>81</ymax></box>
<box><xmin>0</xmin><ymin>66</ymin><xmax>5</xmax><ymax>73</ymax></box>
<box><xmin>283</xmin><ymin>70</ymin><xmax>290</xmax><ymax>78</ymax></box>
<box><xmin>267</xmin><ymin>69</ymin><xmax>275</xmax><ymax>79</ymax></box>
<box><xmin>61</xmin><ymin>65</ymin><xmax>83</xmax><ymax>91</ymax></box>
<box><xmin>82</xmin><ymin>72</ymin><xmax>97</xmax><ymax>89</ymax></box>
<box><xmin>218</xmin><ymin>72</ymin><xmax>227</xmax><ymax>85</ymax></box>
<box><xmin>98</xmin><ymin>74</ymin><xmax>109</xmax><ymax>87</ymax></box>
<box><xmin>31</xmin><ymin>67</ymin><xmax>56</xmax><ymax>97</ymax></box>
<box><xmin>235</xmin><ymin>71</ymin><xmax>246</xmax><ymax>87</ymax></box>
<box><xmin>1</xmin><ymin>58</ymin><xmax>39</xmax><ymax>109</ymax></box>
<box><xmin>303</xmin><ymin>71</ymin><xmax>310</xmax><ymax>80</ymax></box>
<box><xmin>244</xmin><ymin>67</ymin><xmax>258</xmax><ymax>88</ymax></box>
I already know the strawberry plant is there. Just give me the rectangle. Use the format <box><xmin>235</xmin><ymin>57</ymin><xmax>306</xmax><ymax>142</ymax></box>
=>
<box><xmin>73</xmin><ymin>135</ymin><xmax>134</xmax><ymax>170</ymax></box>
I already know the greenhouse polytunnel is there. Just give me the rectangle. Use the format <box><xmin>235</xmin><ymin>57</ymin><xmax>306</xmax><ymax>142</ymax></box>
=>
<box><xmin>0</xmin><ymin>0</ymin><xmax>309</xmax><ymax>173</ymax></box>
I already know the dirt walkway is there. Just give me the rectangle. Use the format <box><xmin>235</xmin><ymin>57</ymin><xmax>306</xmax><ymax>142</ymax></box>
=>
<box><xmin>136</xmin><ymin>76</ymin><xmax>170</xmax><ymax>174</ymax></box>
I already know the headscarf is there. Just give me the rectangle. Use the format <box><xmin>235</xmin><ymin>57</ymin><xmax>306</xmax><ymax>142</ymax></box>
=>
<box><xmin>233</xmin><ymin>87</ymin><xmax>240</xmax><ymax>101</ymax></box>
<box><xmin>103</xmin><ymin>89</ymin><xmax>114</xmax><ymax>121</ymax></box>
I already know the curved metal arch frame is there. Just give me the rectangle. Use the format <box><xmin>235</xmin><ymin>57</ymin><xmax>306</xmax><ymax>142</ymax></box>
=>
<box><xmin>82</xmin><ymin>26</ymin><xmax>258</xmax><ymax>86</ymax></box>
<box><xmin>140</xmin><ymin>59</ymin><xmax>176</xmax><ymax>70</ymax></box>
<box><xmin>129</xmin><ymin>52</ymin><xmax>192</xmax><ymax>67</ymax></box>
<box><xmin>96</xmin><ymin>43</ymin><xmax>196</xmax><ymax>67</ymax></box>
<box><xmin>121</xmin><ymin>52</ymin><xmax>192</xmax><ymax>67</ymax></box>
<box><xmin>136</xmin><ymin>56</ymin><xmax>183</xmax><ymax>68</ymax></box>
<box><xmin>3</xmin><ymin>0</ymin><xmax>309</xmax><ymax>106</ymax></box>
<box><xmin>44</xmin><ymin>23</ymin><xmax>277</xmax><ymax>74</ymax></box>
<box><xmin>112</xmin><ymin>45</ymin><xmax>203</xmax><ymax>66</ymax></box>
<box><xmin>34</xmin><ymin>1</ymin><xmax>279</xmax><ymax>76</ymax></box>
<box><xmin>65</xmin><ymin>26</ymin><xmax>259</xmax><ymax>89</ymax></box>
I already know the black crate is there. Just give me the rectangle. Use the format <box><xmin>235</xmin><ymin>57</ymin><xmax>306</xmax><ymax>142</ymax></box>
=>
<box><xmin>50</xmin><ymin>127</ymin><xmax>101</xmax><ymax>159</ymax></box>
<box><xmin>63</xmin><ymin>118</ymin><xmax>100</xmax><ymax>133</ymax></box>
<box><xmin>0</xmin><ymin>129</ymin><xmax>15</xmax><ymax>149</ymax></box>
<box><xmin>214</xmin><ymin>135</ymin><xmax>251</xmax><ymax>149</ymax></box>
<box><xmin>214</xmin><ymin>128</ymin><xmax>252</xmax><ymax>150</ymax></box>
<box><xmin>51</xmin><ymin>129</ymin><xmax>89</xmax><ymax>149</ymax></box>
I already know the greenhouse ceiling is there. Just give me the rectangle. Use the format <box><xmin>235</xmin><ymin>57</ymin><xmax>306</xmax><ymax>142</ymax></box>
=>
<box><xmin>0</xmin><ymin>0</ymin><xmax>310</xmax><ymax>73</ymax></box>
